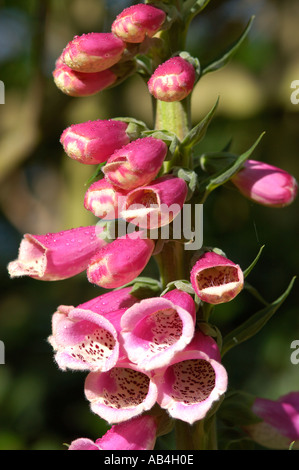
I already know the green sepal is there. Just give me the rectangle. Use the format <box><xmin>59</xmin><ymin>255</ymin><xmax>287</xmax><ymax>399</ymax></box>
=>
<box><xmin>221</xmin><ymin>276</ymin><xmax>296</xmax><ymax>357</ymax></box>
<box><xmin>201</xmin><ymin>16</ymin><xmax>255</xmax><ymax>76</ymax></box>
<box><xmin>196</xmin><ymin>132</ymin><xmax>265</xmax><ymax>202</ymax></box>
<box><xmin>180</xmin><ymin>97</ymin><xmax>219</xmax><ymax>151</ymax></box>
<box><xmin>113</xmin><ymin>116</ymin><xmax>149</xmax><ymax>138</ymax></box>
<box><xmin>218</xmin><ymin>390</ymin><xmax>261</xmax><ymax>427</ymax></box>
<box><xmin>160</xmin><ymin>279</ymin><xmax>195</xmax><ymax>296</ymax></box>
<box><xmin>182</xmin><ymin>0</ymin><xmax>211</xmax><ymax>22</ymax></box>
<box><xmin>84</xmin><ymin>162</ymin><xmax>106</xmax><ymax>186</ymax></box>
<box><xmin>171</xmin><ymin>166</ymin><xmax>199</xmax><ymax>201</ymax></box>
<box><xmin>117</xmin><ymin>276</ymin><xmax>162</xmax><ymax>300</ymax></box>
<box><xmin>141</xmin><ymin>128</ymin><xmax>180</xmax><ymax>161</ymax></box>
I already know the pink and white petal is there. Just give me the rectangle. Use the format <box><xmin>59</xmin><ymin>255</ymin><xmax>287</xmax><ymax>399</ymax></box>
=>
<box><xmin>120</xmin><ymin>296</ymin><xmax>196</xmax><ymax>371</ymax></box>
<box><xmin>84</xmin><ymin>362</ymin><xmax>158</xmax><ymax>424</ymax></box>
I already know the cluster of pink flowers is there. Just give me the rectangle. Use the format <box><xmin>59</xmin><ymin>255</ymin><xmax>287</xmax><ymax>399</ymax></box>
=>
<box><xmin>7</xmin><ymin>1</ymin><xmax>299</xmax><ymax>451</ymax></box>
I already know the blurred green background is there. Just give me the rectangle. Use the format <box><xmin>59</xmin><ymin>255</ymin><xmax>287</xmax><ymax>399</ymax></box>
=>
<box><xmin>0</xmin><ymin>0</ymin><xmax>298</xmax><ymax>450</ymax></box>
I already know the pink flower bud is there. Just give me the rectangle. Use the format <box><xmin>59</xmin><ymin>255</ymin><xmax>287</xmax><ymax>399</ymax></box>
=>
<box><xmin>87</xmin><ymin>231</ymin><xmax>155</xmax><ymax>289</ymax></box>
<box><xmin>53</xmin><ymin>62</ymin><xmax>116</xmax><ymax>97</ymax></box>
<box><xmin>7</xmin><ymin>225</ymin><xmax>107</xmax><ymax>281</ymax></box>
<box><xmin>111</xmin><ymin>4</ymin><xmax>166</xmax><ymax>43</ymax></box>
<box><xmin>231</xmin><ymin>159</ymin><xmax>298</xmax><ymax>207</ymax></box>
<box><xmin>61</xmin><ymin>33</ymin><xmax>126</xmax><ymax>73</ymax></box>
<box><xmin>77</xmin><ymin>286</ymin><xmax>139</xmax><ymax>314</ymax></box>
<box><xmin>102</xmin><ymin>137</ymin><xmax>167</xmax><ymax>191</ymax></box>
<box><xmin>244</xmin><ymin>392</ymin><xmax>299</xmax><ymax>449</ymax></box>
<box><xmin>121</xmin><ymin>175</ymin><xmax>188</xmax><ymax>229</ymax></box>
<box><xmin>153</xmin><ymin>330</ymin><xmax>228</xmax><ymax>424</ymax></box>
<box><xmin>84</xmin><ymin>179</ymin><xmax>127</xmax><ymax>219</ymax></box>
<box><xmin>190</xmin><ymin>251</ymin><xmax>244</xmax><ymax>305</ymax></box>
<box><xmin>84</xmin><ymin>361</ymin><xmax>158</xmax><ymax>423</ymax></box>
<box><xmin>60</xmin><ymin>120</ymin><xmax>130</xmax><ymax>165</ymax></box>
<box><xmin>68</xmin><ymin>414</ymin><xmax>157</xmax><ymax>450</ymax></box>
<box><xmin>120</xmin><ymin>289</ymin><xmax>196</xmax><ymax>371</ymax></box>
<box><xmin>148</xmin><ymin>57</ymin><xmax>196</xmax><ymax>102</ymax></box>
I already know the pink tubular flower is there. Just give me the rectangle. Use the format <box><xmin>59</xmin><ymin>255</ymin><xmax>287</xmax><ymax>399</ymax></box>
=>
<box><xmin>244</xmin><ymin>392</ymin><xmax>299</xmax><ymax>449</ymax></box>
<box><xmin>120</xmin><ymin>289</ymin><xmax>196</xmax><ymax>371</ymax></box>
<box><xmin>7</xmin><ymin>225</ymin><xmax>107</xmax><ymax>281</ymax></box>
<box><xmin>190</xmin><ymin>251</ymin><xmax>244</xmax><ymax>305</ymax></box>
<box><xmin>84</xmin><ymin>179</ymin><xmax>127</xmax><ymax>219</ymax></box>
<box><xmin>53</xmin><ymin>61</ymin><xmax>117</xmax><ymax>97</ymax></box>
<box><xmin>48</xmin><ymin>306</ymin><xmax>125</xmax><ymax>372</ymax></box>
<box><xmin>84</xmin><ymin>361</ymin><xmax>158</xmax><ymax>424</ymax></box>
<box><xmin>102</xmin><ymin>137</ymin><xmax>168</xmax><ymax>191</ymax></box>
<box><xmin>111</xmin><ymin>4</ymin><xmax>166</xmax><ymax>43</ymax></box>
<box><xmin>148</xmin><ymin>57</ymin><xmax>196</xmax><ymax>102</ymax></box>
<box><xmin>61</xmin><ymin>32</ymin><xmax>126</xmax><ymax>73</ymax></box>
<box><xmin>121</xmin><ymin>175</ymin><xmax>188</xmax><ymax>229</ymax></box>
<box><xmin>153</xmin><ymin>330</ymin><xmax>228</xmax><ymax>425</ymax></box>
<box><xmin>48</xmin><ymin>288</ymin><xmax>139</xmax><ymax>372</ymax></box>
<box><xmin>60</xmin><ymin>119</ymin><xmax>130</xmax><ymax>165</ymax></box>
<box><xmin>231</xmin><ymin>159</ymin><xmax>298</xmax><ymax>208</ymax></box>
<box><xmin>68</xmin><ymin>414</ymin><xmax>157</xmax><ymax>450</ymax></box>
<box><xmin>87</xmin><ymin>231</ymin><xmax>155</xmax><ymax>289</ymax></box>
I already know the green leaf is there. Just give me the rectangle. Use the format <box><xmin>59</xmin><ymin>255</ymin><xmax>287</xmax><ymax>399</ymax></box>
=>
<box><xmin>180</xmin><ymin>97</ymin><xmax>219</xmax><ymax>150</ymax></box>
<box><xmin>202</xmin><ymin>16</ymin><xmax>255</xmax><ymax>76</ymax></box>
<box><xmin>197</xmin><ymin>132</ymin><xmax>265</xmax><ymax>202</ymax></box>
<box><xmin>218</xmin><ymin>390</ymin><xmax>261</xmax><ymax>427</ymax></box>
<box><xmin>243</xmin><ymin>244</ymin><xmax>265</xmax><ymax>278</ymax></box>
<box><xmin>221</xmin><ymin>276</ymin><xmax>296</xmax><ymax>357</ymax></box>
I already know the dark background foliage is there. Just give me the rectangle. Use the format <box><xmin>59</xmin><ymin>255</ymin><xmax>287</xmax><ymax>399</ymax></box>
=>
<box><xmin>0</xmin><ymin>0</ymin><xmax>298</xmax><ymax>449</ymax></box>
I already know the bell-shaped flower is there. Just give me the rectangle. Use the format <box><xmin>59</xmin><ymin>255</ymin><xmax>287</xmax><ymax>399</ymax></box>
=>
<box><xmin>153</xmin><ymin>330</ymin><xmax>228</xmax><ymax>425</ymax></box>
<box><xmin>87</xmin><ymin>231</ymin><xmax>155</xmax><ymax>289</ymax></box>
<box><xmin>48</xmin><ymin>306</ymin><xmax>125</xmax><ymax>372</ymax></box>
<box><xmin>120</xmin><ymin>289</ymin><xmax>196</xmax><ymax>371</ymax></box>
<box><xmin>53</xmin><ymin>60</ymin><xmax>117</xmax><ymax>97</ymax></box>
<box><xmin>48</xmin><ymin>287</ymin><xmax>139</xmax><ymax>372</ymax></box>
<box><xmin>7</xmin><ymin>225</ymin><xmax>107</xmax><ymax>281</ymax></box>
<box><xmin>111</xmin><ymin>4</ymin><xmax>166</xmax><ymax>43</ymax></box>
<box><xmin>121</xmin><ymin>175</ymin><xmax>188</xmax><ymax>229</ymax></box>
<box><xmin>60</xmin><ymin>119</ymin><xmax>130</xmax><ymax>165</ymax></box>
<box><xmin>68</xmin><ymin>414</ymin><xmax>157</xmax><ymax>450</ymax></box>
<box><xmin>102</xmin><ymin>137</ymin><xmax>167</xmax><ymax>191</ymax></box>
<box><xmin>148</xmin><ymin>56</ymin><xmax>196</xmax><ymax>102</ymax></box>
<box><xmin>243</xmin><ymin>392</ymin><xmax>299</xmax><ymax>449</ymax></box>
<box><xmin>190</xmin><ymin>250</ymin><xmax>244</xmax><ymax>305</ymax></box>
<box><xmin>61</xmin><ymin>32</ymin><xmax>125</xmax><ymax>73</ymax></box>
<box><xmin>84</xmin><ymin>179</ymin><xmax>127</xmax><ymax>219</ymax></box>
<box><xmin>84</xmin><ymin>360</ymin><xmax>158</xmax><ymax>424</ymax></box>
<box><xmin>231</xmin><ymin>159</ymin><xmax>298</xmax><ymax>208</ymax></box>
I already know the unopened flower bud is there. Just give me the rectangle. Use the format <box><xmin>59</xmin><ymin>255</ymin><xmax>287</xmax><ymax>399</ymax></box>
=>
<box><xmin>231</xmin><ymin>159</ymin><xmax>298</xmax><ymax>208</ymax></box>
<box><xmin>87</xmin><ymin>231</ymin><xmax>155</xmax><ymax>289</ymax></box>
<box><xmin>102</xmin><ymin>137</ymin><xmax>167</xmax><ymax>191</ymax></box>
<box><xmin>53</xmin><ymin>61</ymin><xmax>116</xmax><ymax>97</ymax></box>
<box><xmin>84</xmin><ymin>178</ymin><xmax>127</xmax><ymax>219</ymax></box>
<box><xmin>148</xmin><ymin>57</ymin><xmax>196</xmax><ymax>102</ymax></box>
<box><xmin>112</xmin><ymin>4</ymin><xmax>166</xmax><ymax>44</ymax></box>
<box><xmin>121</xmin><ymin>175</ymin><xmax>188</xmax><ymax>229</ymax></box>
<box><xmin>190</xmin><ymin>251</ymin><xmax>244</xmax><ymax>304</ymax></box>
<box><xmin>60</xmin><ymin>119</ymin><xmax>130</xmax><ymax>165</ymax></box>
<box><xmin>61</xmin><ymin>32</ymin><xmax>126</xmax><ymax>73</ymax></box>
